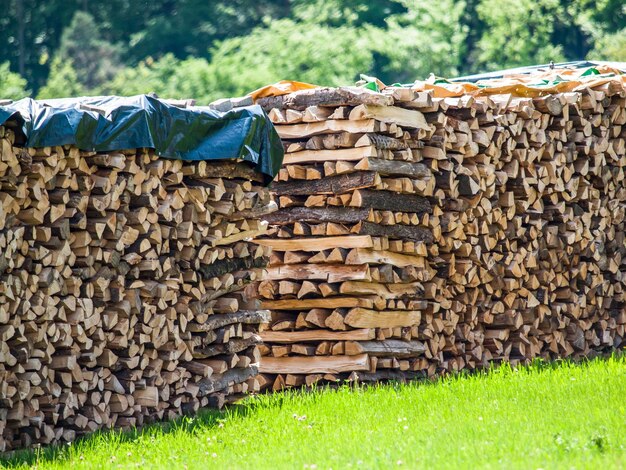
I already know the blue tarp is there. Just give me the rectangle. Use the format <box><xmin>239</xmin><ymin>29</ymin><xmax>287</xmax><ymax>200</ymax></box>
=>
<box><xmin>0</xmin><ymin>94</ymin><xmax>284</xmax><ymax>183</ymax></box>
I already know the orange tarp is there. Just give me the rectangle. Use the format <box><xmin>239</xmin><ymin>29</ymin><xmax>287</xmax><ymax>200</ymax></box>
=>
<box><xmin>412</xmin><ymin>66</ymin><xmax>626</xmax><ymax>98</ymax></box>
<box><xmin>249</xmin><ymin>65</ymin><xmax>625</xmax><ymax>101</ymax></box>
<box><xmin>248</xmin><ymin>80</ymin><xmax>320</xmax><ymax>101</ymax></box>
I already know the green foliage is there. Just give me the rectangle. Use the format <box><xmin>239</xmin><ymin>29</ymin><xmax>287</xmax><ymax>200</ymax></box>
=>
<box><xmin>0</xmin><ymin>0</ymin><xmax>76</xmax><ymax>91</ymax></box>
<box><xmin>291</xmin><ymin>0</ymin><xmax>406</xmax><ymax>27</ymax></box>
<box><xmin>285</xmin><ymin>0</ymin><xmax>467</xmax><ymax>82</ymax></box>
<box><xmin>56</xmin><ymin>11</ymin><xmax>122</xmax><ymax>90</ymax></box>
<box><xmin>102</xmin><ymin>20</ymin><xmax>377</xmax><ymax>104</ymax></box>
<box><xmin>37</xmin><ymin>57</ymin><xmax>85</xmax><ymax>100</ymax></box>
<box><xmin>475</xmin><ymin>0</ymin><xmax>566</xmax><ymax>70</ymax></box>
<box><xmin>100</xmin><ymin>55</ymin><xmax>221</xmax><ymax>104</ymax></box>
<box><xmin>588</xmin><ymin>29</ymin><xmax>626</xmax><ymax>61</ymax></box>
<box><xmin>0</xmin><ymin>62</ymin><xmax>29</xmax><ymax>99</ymax></box>
<box><xmin>99</xmin><ymin>54</ymin><xmax>183</xmax><ymax>98</ymax></box>
<box><xmin>204</xmin><ymin>19</ymin><xmax>375</xmax><ymax>97</ymax></box>
<box><xmin>105</xmin><ymin>3</ymin><xmax>471</xmax><ymax>104</ymax></box>
<box><xmin>103</xmin><ymin>57</ymin><xmax>207</xmax><ymax>103</ymax></box>
<box><xmin>376</xmin><ymin>0</ymin><xmax>469</xmax><ymax>82</ymax></box>
<box><xmin>123</xmin><ymin>0</ymin><xmax>289</xmax><ymax>62</ymax></box>
<box><xmin>0</xmin><ymin>1</ymin><xmax>624</xmax><ymax>97</ymax></box>
<box><xmin>576</xmin><ymin>0</ymin><xmax>626</xmax><ymax>33</ymax></box>
<box><xmin>3</xmin><ymin>356</ymin><xmax>626</xmax><ymax>469</ymax></box>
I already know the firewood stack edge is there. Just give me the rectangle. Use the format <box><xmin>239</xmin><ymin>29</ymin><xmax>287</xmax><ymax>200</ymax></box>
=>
<box><xmin>250</xmin><ymin>67</ymin><xmax>626</xmax><ymax>390</ymax></box>
<box><xmin>0</xmin><ymin>97</ymin><xmax>281</xmax><ymax>451</ymax></box>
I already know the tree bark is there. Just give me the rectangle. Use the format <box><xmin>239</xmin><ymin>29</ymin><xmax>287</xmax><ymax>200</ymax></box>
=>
<box><xmin>264</xmin><ymin>206</ymin><xmax>369</xmax><ymax>225</ymax></box>
<box><xmin>271</xmin><ymin>171</ymin><xmax>378</xmax><ymax>196</ymax></box>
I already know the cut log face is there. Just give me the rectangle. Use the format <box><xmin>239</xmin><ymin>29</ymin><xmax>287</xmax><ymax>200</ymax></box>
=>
<box><xmin>254</xmin><ymin>75</ymin><xmax>626</xmax><ymax>393</ymax></box>
<box><xmin>0</xmin><ymin>133</ymin><xmax>272</xmax><ymax>452</ymax></box>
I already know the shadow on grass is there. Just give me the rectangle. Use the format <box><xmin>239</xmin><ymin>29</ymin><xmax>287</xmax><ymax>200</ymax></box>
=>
<box><xmin>2</xmin><ymin>351</ymin><xmax>623</xmax><ymax>467</ymax></box>
<box><xmin>0</xmin><ymin>402</ymin><xmax>255</xmax><ymax>468</ymax></box>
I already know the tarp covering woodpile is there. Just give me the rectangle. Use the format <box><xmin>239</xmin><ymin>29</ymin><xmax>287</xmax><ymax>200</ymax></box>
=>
<box><xmin>244</xmin><ymin>63</ymin><xmax>626</xmax><ymax>390</ymax></box>
<box><xmin>0</xmin><ymin>95</ymin><xmax>284</xmax><ymax>183</ymax></box>
<box><xmin>0</xmin><ymin>96</ymin><xmax>283</xmax><ymax>451</ymax></box>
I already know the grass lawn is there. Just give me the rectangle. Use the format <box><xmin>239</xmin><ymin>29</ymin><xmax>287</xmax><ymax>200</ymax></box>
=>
<box><xmin>3</xmin><ymin>355</ymin><xmax>626</xmax><ymax>469</ymax></box>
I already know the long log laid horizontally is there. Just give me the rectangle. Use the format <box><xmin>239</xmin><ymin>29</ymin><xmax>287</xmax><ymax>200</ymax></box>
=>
<box><xmin>352</xmin><ymin>221</ymin><xmax>434</xmax><ymax>244</ymax></box>
<box><xmin>349</xmin><ymin>190</ymin><xmax>431</xmax><ymax>213</ymax></box>
<box><xmin>260</xmin><ymin>329</ymin><xmax>375</xmax><ymax>343</ymax></box>
<box><xmin>354</xmin><ymin>158</ymin><xmax>432</xmax><ymax>178</ymax></box>
<box><xmin>344</xmin><ymin>340</ymin><xmax>426</xmax><ymax>357</ymax></box>
<box><xmin>263</xmin><ymin>207</ymin><xmax>370</xmax><ymax>225</ymax></box>
<box><xmin>257</xmin><ymin>87</ymin><xmax>394</xmax><ymax>110</ymax></box>
<box><xmin>259</xmin><ymin>354</ymin><xmax>370</xmax><ymax>374</ymax></box>
<box><xmin>272</xmin><ymin>172</ymin><xmax>379</xmax><ymax>195</ymax></box>
<box><xmin>255</xmin><ymin>235</ymin><xmax>374</xmax><ymax>251</ymax></box>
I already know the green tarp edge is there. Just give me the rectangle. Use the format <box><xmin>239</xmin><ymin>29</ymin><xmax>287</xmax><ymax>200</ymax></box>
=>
<box><xmin>0</xmin><ymin>94</ymin><xmax>284</xmax><ymax>184</ymax></box>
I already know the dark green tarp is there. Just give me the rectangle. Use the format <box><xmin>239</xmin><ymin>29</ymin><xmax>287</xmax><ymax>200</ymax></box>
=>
<box><xmin>0</xmin><ymin>94</ymin><xmax>284</xmax><ymax>183</ymax></box>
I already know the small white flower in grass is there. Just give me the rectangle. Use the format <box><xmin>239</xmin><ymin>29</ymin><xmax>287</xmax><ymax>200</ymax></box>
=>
<box><xmin>127</xmin><ymin>452</ymin><xmax>132</xmax><ymax>457</ymax></box>
<box><xmin>397</xmin><ymin>460</ymin><xmax>403</xmax><ymax>465</ymax></box>
<box><xmin>403</xmin><ymin>425</ymin><xmax>409</xmax><ymax>430</ymax></box>
<box><xmin>478</xmin><ymin>416</ymin><xmax>483</xmax><ymax>421</ymax></box>
<box><xmin>212</xmin><ymin>453</ymin><xmax>218</xmax><ymax>458</ymax></box>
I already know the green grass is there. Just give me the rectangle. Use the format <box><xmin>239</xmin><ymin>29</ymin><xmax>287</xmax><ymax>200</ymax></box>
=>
<box><xmin>3</xmin><ymin>356</ymin><xmax>626</xmax><ymax>469</ymax></box>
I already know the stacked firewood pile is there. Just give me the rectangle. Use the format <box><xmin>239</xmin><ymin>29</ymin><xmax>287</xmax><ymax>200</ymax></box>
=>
<box><xmin>252</xmin><ymin>72</ymin><xmax>626</xmax><ymax>390</ymax></box>
<box><xmin>0</xmin><ymin>119</ymin><xmax>274</xmax><ymax>450</ymax></box>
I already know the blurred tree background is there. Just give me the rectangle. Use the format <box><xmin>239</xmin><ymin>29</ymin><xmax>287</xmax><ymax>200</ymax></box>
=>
<box><xmin>0</xmin><ymin>0</ymin><xmax>624</xmax><ymax>103</ymax></box>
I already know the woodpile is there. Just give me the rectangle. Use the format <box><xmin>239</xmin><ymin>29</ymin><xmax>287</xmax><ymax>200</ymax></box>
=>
<box><xmin>252</xmin><ymin>71</ymin><xmax>626</xmax><ymax>390</ymax></box>
<box><xmin>0</xmin><ymin>119</ymin><xmax>274</xmax><ymax>451</ymax></box>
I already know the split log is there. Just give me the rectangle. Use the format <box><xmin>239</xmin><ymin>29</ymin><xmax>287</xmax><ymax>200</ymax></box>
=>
<box><xmin>259</xmin><ymin>354</ymin><xmax>370</xmax><ymax>374</ymax></box>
